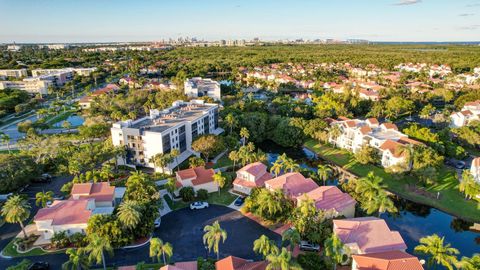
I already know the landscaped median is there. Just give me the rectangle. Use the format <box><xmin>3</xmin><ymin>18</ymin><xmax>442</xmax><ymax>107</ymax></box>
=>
<box><xmin>304</xmin><ymin>139</ymin><xmax>480</xmax><ymax>223</ymax></box>
<box><xmin>1</xmin><ymin>237</ymin><xmax>62</xmax><ymax>258</ymax></box>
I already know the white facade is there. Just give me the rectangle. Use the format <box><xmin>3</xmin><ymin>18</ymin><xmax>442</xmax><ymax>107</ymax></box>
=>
<box><xmin>450</xmin><ymin>101</ymin><xmax>480</xmax><ymax>128</ymax></box>
<box><xmin>184</xmin><ymin>77</ymin><xmax>221</xmax><ymax>101</ymax></box>
<box><xmin>0</xmin><ymin>69</ymin><xmax>28</xmax><ymax>78</ymax></box>
<box><xmin>471</xmin><ymin>158</ymin><xmax>480</xmax><ymax>183</ymax></box>
<box><xmin>0</xmin><ymin>79</ymin><xmax>51</xmax><ymax>95</ymax></box>
<box><xmin>111</xmin><ymin>100</ymin><xmax>222</xmax><ymax>173</ymax></box>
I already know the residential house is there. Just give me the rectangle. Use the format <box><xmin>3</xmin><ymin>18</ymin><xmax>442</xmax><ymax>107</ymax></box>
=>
<box><xmin>233</xmin><ymin>162</ymin><xmax>272</xmax><ymax>195</ymax></box>
<box><xmin>119</xmin><ymin>77</ymin><xmax>141</xmax><ymax>88</ymax></box>
<box><xmin>215</xmin><ymin>256</ymin><xmax>267</xmax><ymax>270</ymax></box>
<box><xmin>175</xmin><ymin>166</ymin><xmax>218</xmax><ymax>194</ymax></box>
<box><xmin>333</xmin><ymin>217</ymin><xmax>407</xmax><ymax>255</ymax></box>
<box><xmin>33</xmin><ymin>182</ymin><xmax>124</xmax><ymax>240</ymax></box>
<box><xmin>265</xmin><ymin>172</ymin><xmax>319</xmax><ymax>200</ymax></box>
<box><xmin>471</xmin><ymin>157</ymin><xmax>480</xmax><ymax>183</ymax></box>
<box><xmin>160</xmin><ymin>262</ymin><xmax>197</xmax><ymax>270</ymax></box>
<box><xmin>297</xmin><ymin>186</ymin><xmax>356</xmax><ymax>218</ymax></box>
<box><xmin>450</xmin><ymin>100</ymin><xmax>480</xmax><ymax>127</ymax></box>
<box><xmin>351</xmin><ymin>250</ymin><xmax>424</xmax><ymax>270</ymax></box>
<box><xmin>79</xmin><ymin>84</ymin><xmax>120</xmax><ymax>109</ymax></box>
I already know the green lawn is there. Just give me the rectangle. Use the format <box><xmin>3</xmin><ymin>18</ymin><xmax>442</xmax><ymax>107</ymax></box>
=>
<box><xmin>2</xmin><ymin>238</ymin><xmax>57</xmax><ymax>257</ymax></box>
<box><xmin>304</xmin><ymin>139</ymin><xmax>480</xmax><ymax>222</ymax></box>
<box><xmin>206</xmin><ymin>188</ymin><xmax>238</xmax><ymax>206</ymax></box>
<box><xmin>213</xmin><ymin>155</ymin><xmax>233</xmax><ymax>169</ymax></box>
<box><xmin>163</xmin><ymin>194</ymin><xmax>189</xmax><ymax>210</ymax></box>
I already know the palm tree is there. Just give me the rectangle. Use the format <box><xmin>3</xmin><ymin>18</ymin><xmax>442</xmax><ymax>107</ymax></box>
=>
<box><xmin>240</xmin><ymin>127</ymin><xmax>250</xmax><ymax>146</ymax></box>
<box><xmin>253</xmin><ymin>235</ymin><xmax>279</xmax><ymax>259</ymax></box>
<box><xmin>266</xmin><ymin>247</ymin><xmax>301</xmax><ymax>270</ymax></box>
<box><xmin>271</xmin><ymin>154</ymin><xmax>287</xmax><ymax>177</ymax></box>
<box><xmin>85</xmin><ymin>233</ymin><xmax>113</xmax><ymax>270</ymax></box>
<box><xmin>165</xmin><ymin>177</ymin><xmax>177</xmax><ymax>196</ymax></box>
<box><xmin>363</xmin><ymin>191</ymin><xmax>397</xmax><ymax>217</ymax></box>
<box><xmin>256</xmin><ymin>189</ymin><xmax>283</xmax><ymax>218</ymax></box>
<box><xmin>203</xmin><ymin>220</ymin><xmax>227</xmax><ymax>260</ymax></box>
<box><xmin>62</xmin><ymin>248</ymin><xmax>90</xmax><ymax>270</ymax></box>
<box><xmin>414</xmin><ymin>234</ymin><xmax>459</xmax><ymax>270</ymax></box>
<box><xmin>459</xmin><ymin>170</ymin><xmax>480</xmax><ymax>200</ymax></box>
<box><xmin>149</xmin><ymin>238</ymin><xmax>173</xmax><ymax>265</ymax></box>
<box><xmin>282</xmin><ymin>229</ymin><xmax>301</xmax><ymax>253</ymax></box>
<box><xmin>99</xmin><ymin>164</ymin><xmax>114</xmax><ymax>182</ymax></box>
<box><xmin>117</xmin><ymin>201</ymin><xmax>142</xmax><ymax>229</ymax></box>
<box><xmin>149</xmin><ymin>153</ymin><xmax>173</xmax><ymax>174</ymax></box>
<box><xmin>1</xmin><ymin>195</ymin><xmax>31</xmax><ymax>238</ymax></box>
<box><xmin>284</xmin><ymin>157</ymin><xmax>300</xmax><ymax>173</ymax></box>
<box><xmin>170</xmin><ymin>149</ymin><xmax>180</xmax><ymax>172</ymax></box>
<box><xmin>317</xmin><ymin>164</ymin><xmax>333</xmax><ymax>186</ymax></box>
<box><xmin>229</xmin><ymin>150</ymin><xmax>240</xmax><ymax>172</ymax></box>
<box><xmin>328</xmin><ymin>125</ymin><xmax>342</xmax><ymax>146</ymax></box>
<box><xmin>225</xmin><ymin>113</ymin><xmax>237</xmax><ymax>134</ymax></box>
<box><xmin>213</xmin><ymin>172</ymin><xmax>226</xmax><ymax>194</ymax></box>
<box><xmin>355</xmin><ymin>172</ymin><xmax>385</xmax><ymax>202</ymax></box>
<box><xmin>0</xmin><ymin>132</ymin><xmax>11</xmax><ymax>153</ymax></box>
<box><xmin>324</xmin><ymin>234</ymin><xmax>345</xmax><ymax>270</ymax></box>
<box><xmin>35</xmin><ymin>190</ymin><xmax>54</xmax><ymax>208</ymax></box>
<box><xmin>459</xmin><ymin>254</ymin><xmax>480</xmax><ymax>270</ymax></box>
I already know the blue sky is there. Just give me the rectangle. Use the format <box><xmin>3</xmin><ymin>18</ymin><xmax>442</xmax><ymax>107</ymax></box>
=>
<box><xmin>1</xmin><ymin>0</ymin><xmax>479</xmax><ymax>43</ymax></box>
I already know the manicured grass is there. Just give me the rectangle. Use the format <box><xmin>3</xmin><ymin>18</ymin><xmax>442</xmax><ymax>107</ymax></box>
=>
<box><xmin>213</xmin><ymin>155</ymin><xmax>233</xmax><ymax>169</ymax></box>
<box><xmin>2</xmin><ymin>238</ymin><xmax>56</xmax><ymax>257</ymax></box>
<box><xmin>0</xmin><ymin>149</ymin><xmax>20</xmax><ymax>154</ymax></box>
<box><xmin>304</xmin><ymin>139</ymin><xmax>480</xmax><ymax>222</ymax></box>
<box><xmin>206</xmin><ymin>188</ymin><xmax>238</xmax><ymax>206</ymax></box>
<box><xmin>163</xmin><ymin>194</ymin><xmax>188</xmax><ymax>210</ymax></box>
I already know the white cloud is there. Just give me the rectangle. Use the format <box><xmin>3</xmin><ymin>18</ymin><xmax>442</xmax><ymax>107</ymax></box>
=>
<box><xmin>459</xmin><ymin>13</ymin><xmax>475</xmax><ymax>16</ymax></box>
<box><xmin>394</xmin><ymin>0</ymin><xmax>422</xmax><ymax>5</ymax></box>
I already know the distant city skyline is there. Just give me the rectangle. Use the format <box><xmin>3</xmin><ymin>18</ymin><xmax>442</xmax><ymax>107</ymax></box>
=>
<box><xmin>1</xmin><ymin>0</ymin><xmax>480</xmax><ymax>43</ymax></box>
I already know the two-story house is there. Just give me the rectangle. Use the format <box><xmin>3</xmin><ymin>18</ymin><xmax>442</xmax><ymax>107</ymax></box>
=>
<box><xmin>233</xmin><ymin>162</ymin><xmax>272</xmax><ymax>195</ymax></box>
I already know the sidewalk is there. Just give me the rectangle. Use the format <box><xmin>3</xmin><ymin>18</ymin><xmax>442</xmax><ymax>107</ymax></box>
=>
<box><xmin>159</xmin><ymin>189</ymin><xmax>172</xmax><ymax>216</ymax></box>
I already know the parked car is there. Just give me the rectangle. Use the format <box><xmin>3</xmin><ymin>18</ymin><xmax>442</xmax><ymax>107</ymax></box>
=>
<box><xmin>234</xmin><ymin>196</ymin><xmax>245</xmax><ymax>206</ymax></box>
<box><xmin>28</xmin><ymin>261</ymin><xmax>50</xmax><ymax>270</ymax></box>
<box><xmin>455</xmin><ymin>161</ymin><xmax>466</xmax><ymax>169</ymax></box>
<box><xmin>299</xmin><ymin>241</ymin><xmax>320</xmax><ymax>252</ymax></box>
<box><xmin>33</xmin><ymin>174</ymin><xmax>52</xmax><ymax>183</ymax></box>
<box><xmin>190</xmin><ymin>201</ymin><xmax>209</xmax><ymax>210</ymax></box>
<box><xmin>52</xmin><ymin>194</ymin><xmax>65</xmax><ymax>200</ymax></box>
<box><xmin>154</xmin><ymin>217</ymin><xmax>161</xmax><ymax>228</ymax></box>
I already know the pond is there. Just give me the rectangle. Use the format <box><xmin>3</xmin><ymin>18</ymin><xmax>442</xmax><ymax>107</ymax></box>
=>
<box><xmin>53</xmin><ymin>114</ymin><xmax>85</xmax><ymax>128</ymax></box>
<box><xmin>258</xmin><ymin>140</ymin><xmax>480</xmax><ymax>260</ymax></box>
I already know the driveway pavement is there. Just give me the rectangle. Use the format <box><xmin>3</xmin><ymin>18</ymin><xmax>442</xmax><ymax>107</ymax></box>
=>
<box><xmin>0</xmin><ymin>205</ymin><xmax>281</xmax><ymax>269</ymax></box>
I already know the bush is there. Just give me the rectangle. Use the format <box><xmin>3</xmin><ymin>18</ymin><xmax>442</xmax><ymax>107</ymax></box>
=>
<box><xmin>69</xmin><ymin>232</ymin><xmax>86</xmax><ymax>247</ymax></box>
<box><xmin>197</xmin><ymin>257</ymin><xmax>216</xmax><ymax>270</ymax></box>
<box><xmin>297</xmin><ymin>253</ymin><xmax>328</xmax><ymax>270</ymax></box>
<box><xmin>196</xmin><ymin>189</ymin><xmax>209</xmax><ymax>200</ymax></box>
<box><xmin>51</xmin><ymin>231</ymin><xmax>70</xmax><ymax>249</ymax></box>
<box><xmin>179</xmin><ymin>186</ymin><xmax>195</xmax><ymax>202</ymax></box>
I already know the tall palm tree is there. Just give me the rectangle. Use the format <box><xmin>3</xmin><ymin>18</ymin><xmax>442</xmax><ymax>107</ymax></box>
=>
<box><xmin>458</xmin><ymin>254</ymin><xmax>480</xmax><ymax>270</ymax></box>
<box><xmin>414</xmin><ymin>234</ymin><xmax>459</xmax><ymax>270</ymax></box>
<box><xmin>363</xmin><ymin>191</ymin><xmax>397</xmax><ymax>217</ymax></box>
<box><xmin>257</xmin><ymin>189</ymin><xmax>283</xmax><ymax>218</ymax></box>
<box><xmin>165</xmin><ymin>177</ymin><xmax>177</xmax><ymax>196</ymax></box>
<box><xmin>1</xmin><ymin>195</ymin><xmax>31</xmax><ymax>238</ymax></box>
<box><xmin>282</xmin><ymin>229</ymin><xmax>301</xmax><ymax>253</ymax></box>
<box><xmin>99</xmin><ymin>164</ymin><xmax>114</xmax><ymax>182</ymax></box>
<box><xmin>355</xmin><ymin>172</ymin><xmax>385</xmax><ymax>202</ymax></box>
<box><xmin>203</xmin><ymin>220</ymin><xmax>227</xmax><ymax>260</ymax></box>
<box><xmin>62</xmin><ymin>248</ymin><xmax>90</xmax><ymax>270</ymax></box>
<box><xmin>225</xmin><ymin>113</ymin><xmax>237</xmax><ymax>134</ymax></box>
<box><xmin>149</xmin><ymin>153</ymin><xmax>173</xmax><ymax>174</ymax></box>
<box><xmin>240</xmin><ymin>127</ymin><xmax>250</xmax><ymax>146</ymax></box>
<box><xmin>229</xmin><ymin>150</ymin><xmax>240</xmax><ymax>172</ymax></box>
<box><xmin>253</xmin><ymin>235</ymin><xmax>279</xmax><ymax>259</ymax></box>
<box><xmin>150</xmin><ymin>237</ymin><xmax>173</xmax><ymax>265</ymax></box>
<box><xmin>35</xmin><ymin>190</ymin><xmax>54</xmax><ymax>208</ymax></box>
<box><xmin>170</xmin><ymin>149</ymin><xmax>180</xmax><ymax>172</ymax></box>
<box><xmin>317</xmin><ymin>164</ymin><xmax>333</xmax><ymax>186</ymax></box>
<box><xmin>285</xmin><ymin>157</ymin><xmax>300</xmax><ymax>173</ymax></box>
<box><xmin>459</xmin><ymin>170</ymin><xmax>480</xmax><ymax>200</ymax></box>
<box><xmin>324</xmin><ymin>234</ymin><xmax>345</xmax><ymax>270</ymax></box>
<box><xmin>266</xmin><ymin>247</ymin><xmax>302</xmax><ymax>270</ymax></box>
<box><xmin>328</xmin><ymin>125</ymin><xmax>342</xmax><ymax>146</ymax></box>
<box><xmin>117</xmin><ymin>201</ymin><xmax>142</xmax><ymax>229</ymax></box>
<box><xmin>85</xmin><ymin>233</ymin><xmax>113</xmax><ymax>270</ymax></box>
<box><xmin>213</xmin><ymin>172</ymin><xmax>226</xmax><ymax>194</ymax></box>
<box><xmin>271</xmin><ymin>153</ymin><xmax>287</xmax><ymax>177</ymax></box>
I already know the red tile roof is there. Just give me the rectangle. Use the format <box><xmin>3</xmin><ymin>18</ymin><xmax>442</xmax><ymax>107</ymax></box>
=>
<box><xmin>367</xmin><ymin>118</ymin><xmax>379</xmax><ymax>125</ymax></box>
<box><xmin>160</xmin><ymin>261</ymin><xmax>198</xmax><ymax>270</ymax></box>
<box><xmin>333</xmin><ymin>217</ymin><xmax>407</xmax><ymax>254</ymax></box>
<box><xmin>381</xmin><ymin>123</ymin><xmax>398</xmax><ymax>130</ymax></box>
<box><xmin>71</xmin><ymin>182</ymin><xmax>115</xmax><ymax>202</ymax></box>
<box><xmin>360</xmin><ymin>126</ymin><xmax>372</xmax><ymax>135</ymax></box>
<box><xmin>215</xmin><ymin>256</ymin><xmax>267</xmax><ymax>270</ymax></box>
<box><xmin>379</xmin><ymin>140</ymin><xmax>406</xmax><ymax>158</ymax></box>
<box><xmin>352</xmin><ymin>251</ymin><xmax>424</xmax><ymax>270</ymax></box>
<box><xmin>299</xmin><ymin>186</ymin><xmax>356</xmax><ymax>212</ymax></box>
<box><xmin>265</xmin><ymin>172</ymin><xmax>319</xmax><ymax>199</ymax></box>
<box><xmin>176</xmin><ymin>166</ymin><xmax>215</xmax><ymax>186</ymax></box>
<box><xmin>34</xmin><ymin>199</ymin><xmax>92</xmax><ymax>225</ymax></box>
<box><xmin>472</xmin><ymin>157</ymin><xmax>480</xmax><ymax>167</ymax></box>
<box><xmin>233</xmin><ymin>163</ymin><xmax>272</xmax><ymax>188</ymax></box>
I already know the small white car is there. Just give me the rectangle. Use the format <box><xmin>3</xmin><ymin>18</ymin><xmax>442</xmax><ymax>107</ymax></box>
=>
<box><xmin>299</xmin><ymin>241</ymin><xmax>320</xmax><ymax>252</ymax></box>
<box><xmin>190</xmin><ymin>201</ymin><xmax>209</xmax><ymax>210</ymax></box>
<box><xmin>154</xmin><ymin>217</ymin><xmax>161</xmax><ymax>228</ymax></box>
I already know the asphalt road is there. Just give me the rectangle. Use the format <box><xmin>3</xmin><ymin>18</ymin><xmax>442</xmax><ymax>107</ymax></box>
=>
<box><xmin>0</xmin><ymin>205</ymin><xmax>281</xmax><ymax>269</ymax></box>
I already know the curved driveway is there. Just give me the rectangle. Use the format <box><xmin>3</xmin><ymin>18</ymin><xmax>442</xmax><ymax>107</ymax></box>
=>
<box><xmin>0</xmin><ymin>205</ymin><xmax>281</xmax><ymax>269</ymax></box>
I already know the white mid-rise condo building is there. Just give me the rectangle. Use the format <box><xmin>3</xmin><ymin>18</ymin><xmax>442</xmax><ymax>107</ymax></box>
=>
<box><xmin>184</xmin><ymin>77</ymin><xmax>221</xmax><ymax>101</ymax></box>
<box><xmin>111</xmin><ymin>100</ymin><xmax>222</xmax><ymax>173</ymax></box>
<box><xmin>0</xmin><ymin>69</ymin><xmax>28</xmax><ymax>79</ymax></box>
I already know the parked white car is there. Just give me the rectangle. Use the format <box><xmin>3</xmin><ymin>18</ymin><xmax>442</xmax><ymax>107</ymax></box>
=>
<box><xmin>154</xmin><ymin>217</ymin><xmax>161</xmax><ymax>228</ymax></box>
<box><xmin>190</xmin><ymin>201</ymin><xmax>209</xmax><ymax>210</ymax></box>
<box><xmin>299</xmin><ymin>241</ymin><xmax>320</xmax><ymax>252</ymax></box>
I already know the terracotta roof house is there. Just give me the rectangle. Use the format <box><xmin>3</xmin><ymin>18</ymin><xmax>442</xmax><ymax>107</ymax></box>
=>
<box><xmin>265</xmin><ymin>172</ymin><xmax>319</xmax><ymax>200</ymax></box>
<box><xmin>233</xmin><ymin>162</ymin><xmax>272</xmax><ymax>195</ymax></box>
<box><xmin>215</xmin><ymin>256</ymin><xmax>267</xmax><ymax>270</ymax></box>
<box><xmin>333</xmin><ymin>217</ymin><xmax>407</xmax><ymax>255</ymax></box>
<box><xmin>297</xmin><ymin>186</ymin><xmax>356</xmax><ymax>218</ymax></box>
<box><xmin>352</xmin><ymin>251</ymin><xmax>424</xmax><ymax>270</ymax></box>
<box><xmin>175</xmin><ymin>166</ymin><xmax>218</xmax><ymax>194</ymax></box>
<box><xmin>79</xmin><ymin>84</ymin><xmax>119</xmax><ymax>109</ymax></box>
<box><xmin>160</xmin><ymin>261</ymin><xmax>198</xmax><ymax>270</ymax></box>
<box><xmin>33</xmin><ymin>182</ymin><xmax>124</xmax><ymax>241</ymax></box>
